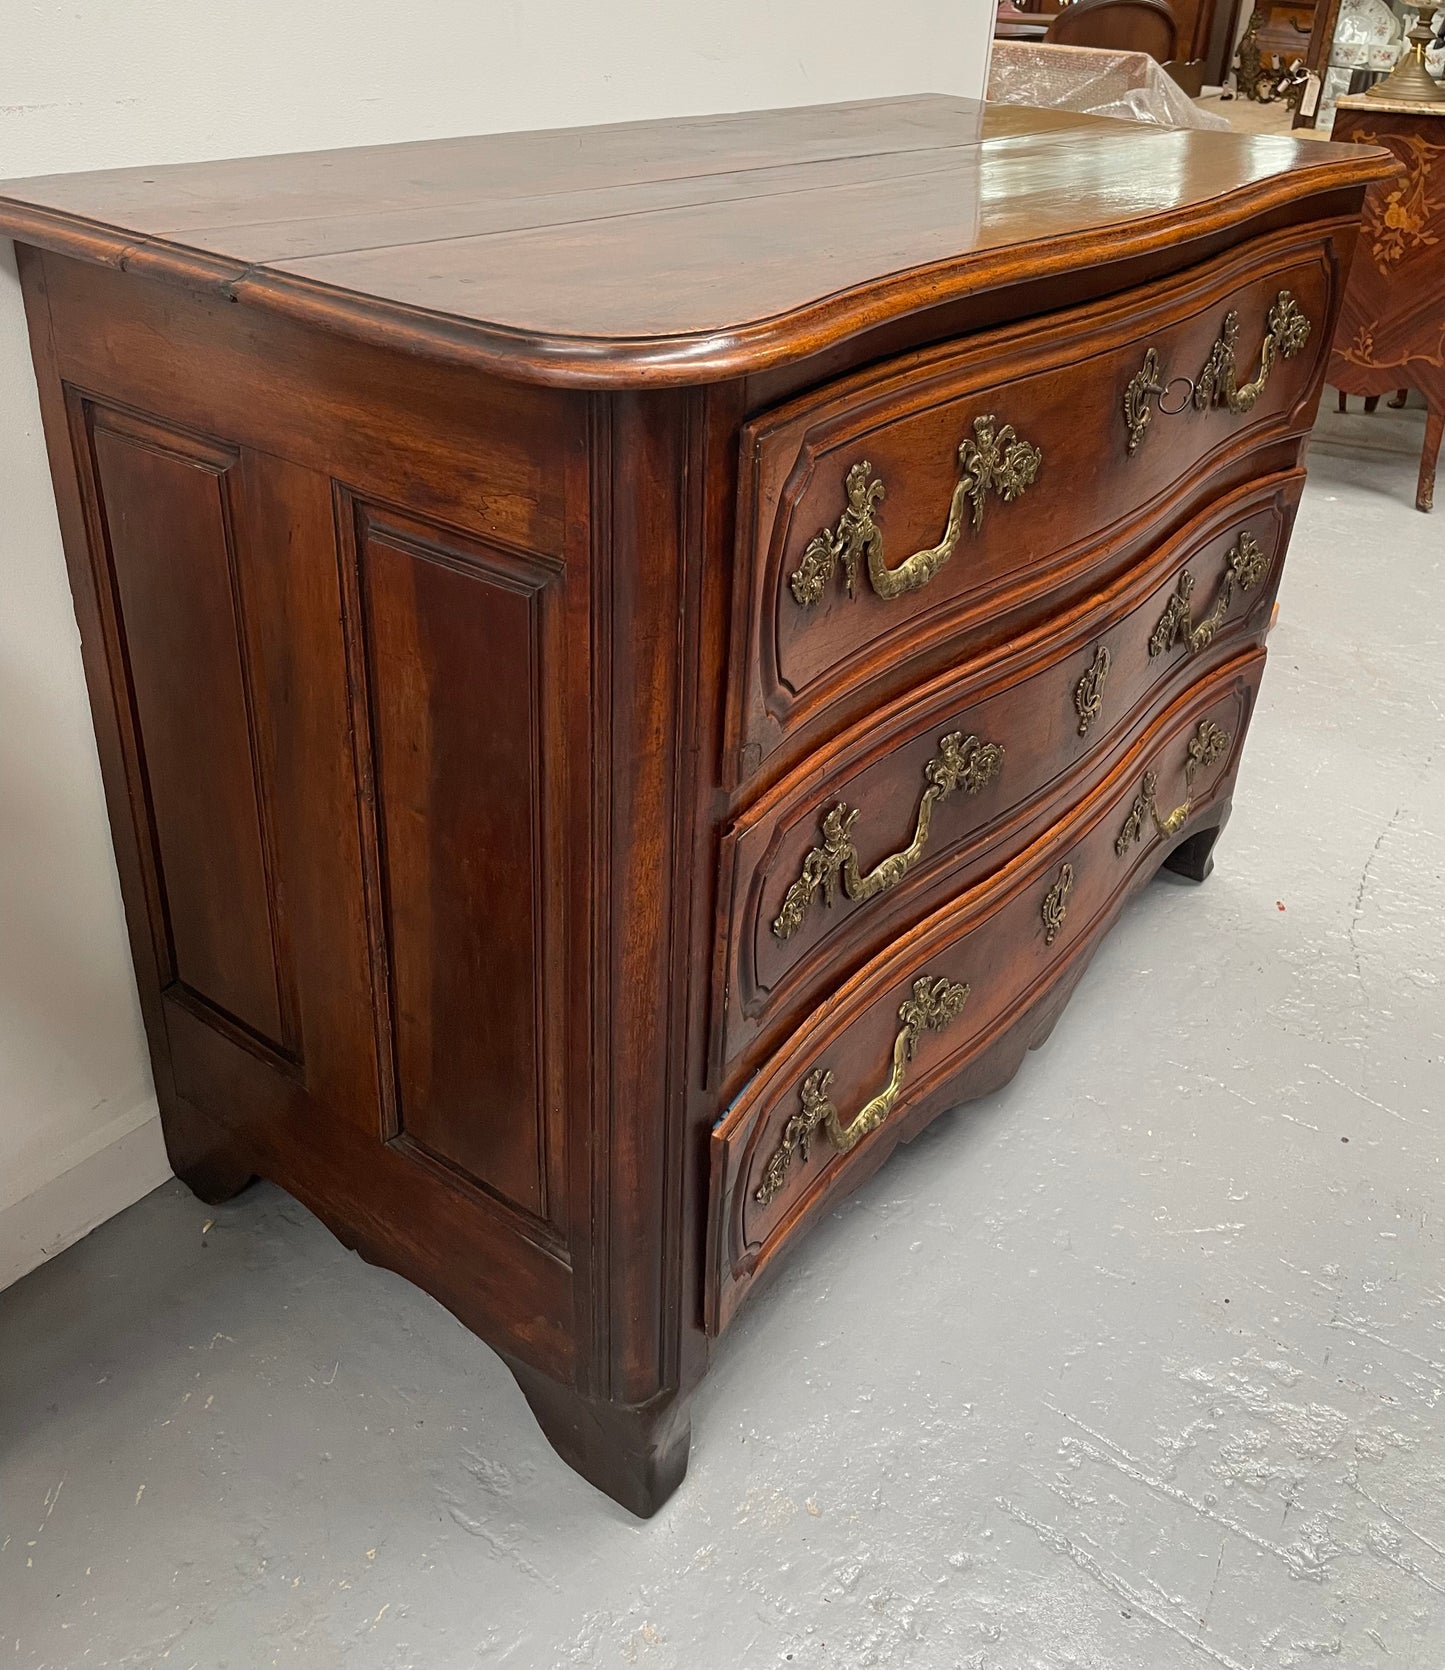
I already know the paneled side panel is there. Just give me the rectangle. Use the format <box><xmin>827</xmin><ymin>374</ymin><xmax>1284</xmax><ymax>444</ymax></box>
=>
<box><xmin>351</xmin><ymin>506</ymin><xmax>559</xmax><ymax>1227</ymax></box>
<box><xmin>84</xmin><ymin>403</ymin><xmax>292</xmax><ymax>1055</ymax></box>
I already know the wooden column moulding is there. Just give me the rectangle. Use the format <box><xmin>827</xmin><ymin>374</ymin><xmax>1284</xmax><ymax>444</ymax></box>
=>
<box><xmin>0</xmin><ymin>97</ymin><xmax>1394</xmax><ymax>1514</ymax></box>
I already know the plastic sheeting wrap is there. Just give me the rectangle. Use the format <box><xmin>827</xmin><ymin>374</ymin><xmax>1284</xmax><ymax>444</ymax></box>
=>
<box><xmin>988</xmin><ymin>40</ymin><xmax>1231</xmax><ymax>131</ymax></box>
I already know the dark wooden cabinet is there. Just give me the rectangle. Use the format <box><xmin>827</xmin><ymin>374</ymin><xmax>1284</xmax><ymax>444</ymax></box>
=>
<box><xmin>0</xmin><ymin>98</ymin><xmax>1390</xmax><ymax>1515</ymax></box>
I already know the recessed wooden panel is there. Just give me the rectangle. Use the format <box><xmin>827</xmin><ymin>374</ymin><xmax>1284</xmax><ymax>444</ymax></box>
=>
<box><xmin>84</xmin><ymin>403</ymin><xmax>292</xmax><ymax>1054</ymax></box>
<box><xmin>350</xmin><ymin>506</ymin><xmax>560</xmax><ymax>1225</ymax></box>
<box><xmin>38</xmin><ymin>253</ymin><xmax>576</xmax><ymax>557</ymax></box>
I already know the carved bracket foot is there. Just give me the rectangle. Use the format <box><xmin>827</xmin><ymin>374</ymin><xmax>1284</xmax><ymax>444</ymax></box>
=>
<box><xmin>1161</xmin><ymin>811</ymin><xmax>1232</xmax><ymax>884</ymax></box>
<box><xmin>504</xmin><ymin>1357</ymin><xmax>692</xmax><ymax>1518</ymax></box>
<box><xmin>164</xmin><ymin>1096</ymin><xmax>257</xmax><ymax>1205</ymax></box>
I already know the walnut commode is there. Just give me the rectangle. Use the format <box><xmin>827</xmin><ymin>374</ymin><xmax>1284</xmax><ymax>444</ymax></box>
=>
<box><xmin>0</xmin><ymin>97</ymin><xmax>1392</xmax><ymax>1513</ymax></box>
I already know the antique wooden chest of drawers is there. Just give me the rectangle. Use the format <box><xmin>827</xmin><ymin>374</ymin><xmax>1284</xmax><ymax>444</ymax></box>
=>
<box><xmin>0</xmin><ymin>97</ymin><xmax>1392</xmax><ymax>1514</ymax></box>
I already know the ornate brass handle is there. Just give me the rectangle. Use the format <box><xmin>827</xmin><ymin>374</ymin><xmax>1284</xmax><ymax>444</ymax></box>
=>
<box><xmin>1116</xmin><ymin>720</ymin><xmax>1231</xmax><ymax>855</ymax></box>
<box><xmin>754</xmin><ymin>974</ymin><xmax>970</xmax><ymax>1205</ymax></box>
<box><xmin>1149</xmin><ymin>531</ymin><xmax>1269</xmax><ymax>660</ymax></box>
<box><xmin>1196</xmin><ymin>291</ymin><xmax>1312</xmax><ymax>415</ymax></box>
<box><xmin>772</xmin><ymin>732</ymin><xmax>1004</xmax><ymax>940</ymax></box>
<box><xmin>1123</xmin><ymin>291</ymin><xmax>1313</xmax><ymax>455</ymax></box>
<box><xmin>789</xmin><ymin>414</ymin><xmax>1042</xmax><ymax>607</ymax></box>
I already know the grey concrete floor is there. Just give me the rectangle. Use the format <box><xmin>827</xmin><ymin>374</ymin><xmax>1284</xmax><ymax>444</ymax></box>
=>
<box><xmin>2</xmin><ymin>402</ymin><xmax>1442</xmax><ymax>1670</ymax></box>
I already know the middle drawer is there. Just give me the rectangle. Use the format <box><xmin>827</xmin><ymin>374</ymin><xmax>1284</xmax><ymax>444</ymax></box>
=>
<box><xmin>711</xmin><ymin>467</ymin><xmax>1301</xmax><ymax>1079</ymax></box>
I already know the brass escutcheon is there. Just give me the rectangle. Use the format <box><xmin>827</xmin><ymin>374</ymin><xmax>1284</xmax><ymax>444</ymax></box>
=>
<box><xmin>1123</xmin><ymin>348</ymin><xmax>1165</xmax><ymax>456</ymax></box>
<box><xmin>1041</xmin><ymin>863</ymin><xmax>1074</xmax><ymax>946</ymax></box>
<box><xmin>789</xmin><ymin>414</ymin><xmax>1042</xmax><ymax>607</ymax></box>
<box><xmin>753</xmin><ymin>974</ymin><xmax>970</xmax><ymax>1205</ymax></box>
<box><xmin>1073</xmin><ymin>644</ymin><xmax>1112</xmax><ymax>736</ymax></box>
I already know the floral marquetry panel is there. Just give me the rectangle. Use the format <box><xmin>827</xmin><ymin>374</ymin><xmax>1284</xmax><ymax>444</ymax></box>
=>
<box><xmin>1327</xmin><ymin>98</ymin><xmax>1443</xmax><ymax>510</ymax></box>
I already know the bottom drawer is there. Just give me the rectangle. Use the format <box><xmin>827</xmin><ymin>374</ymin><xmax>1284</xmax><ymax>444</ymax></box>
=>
<box><xmin>706</xmin><ymin>650</ymin><xmax>1263</xmax><ymax>1334</ymax></box>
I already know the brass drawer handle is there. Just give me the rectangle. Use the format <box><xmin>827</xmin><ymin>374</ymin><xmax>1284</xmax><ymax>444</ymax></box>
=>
<box><xmin>1197</xmin><ymin>291</ymin><xmax>1312</xmax><ymax>415</ymax></box>
<box><xmin>1123</xmin><ymin>290</ymin><xmax>1313</xmax><ymax>455</ymax></box>
<box><xmin>1041</xmin><ymin>863</ymin><xmax>1074</xmax><ymax>946</ymax></box>
<box><xmin>771</xmin><ymin>732</ymin><xmax>1004</xmax><ymax>940</ymax></box>
<box><xmin>789</xmin><ymin>414</ymin><xmax>1042</xmax><ymax>607</ymax></box>
<box><xmin>1149</xmin><ymin>531</ymin><xmax>1269</xmax><ymax>660</ymax></box>
<box><xmin>1116</xmin><ymin>720</ymin><xmax>1231</xmax><ymax>855</ymax></box>
<box><xmin>754</xmin><ymin>974</ymin><xmax>970</xmax><ymax>1205</ymax></box>
<box><xmin>1073</xmin><ymin>644</ymin><xmax>1112</xmax><ymax>736</ymax></box>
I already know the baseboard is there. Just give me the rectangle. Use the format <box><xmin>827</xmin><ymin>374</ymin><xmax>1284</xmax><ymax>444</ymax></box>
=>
<box><xmin>0</xmin><ymin>1110</ymin><xmax>173</xmax><ymax>1292</ymax></box>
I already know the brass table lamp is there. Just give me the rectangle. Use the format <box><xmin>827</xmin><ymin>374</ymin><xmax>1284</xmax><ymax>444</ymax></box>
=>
<box><xmin>1368</xmin><ymin>1</ymin><xmax>1445</xmax><ymax>103</ymax></box>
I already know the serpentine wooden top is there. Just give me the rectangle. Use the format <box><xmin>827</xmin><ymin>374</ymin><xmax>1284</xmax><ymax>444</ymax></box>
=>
<box><xmin>0</xmin><ymin>95</ymin><xmax>1395</xmax><ymax>386</ymax></box>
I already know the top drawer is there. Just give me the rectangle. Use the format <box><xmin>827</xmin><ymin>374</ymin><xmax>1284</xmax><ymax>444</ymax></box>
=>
<box><xmin>726</xmin><ymin>222</ymin><xmax>1343</xmax><ymax>786</ymax></box>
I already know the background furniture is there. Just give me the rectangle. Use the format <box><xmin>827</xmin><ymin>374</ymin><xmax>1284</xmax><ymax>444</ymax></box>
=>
<box><xmin>1328</xmin><ymin>96</ymin><xmax>1445</xmax><ymax>508</ymax></box>
<box><xmin>995</xmin><ymin>11</ymin><xmax>1058</xmax><ymax>39</ymax></box>
<box><xmin>1291</xmin><ymin>0</ymin><xmax>1347</xmax><ymax>120</ymax></box>
<box><xmin>1296</xmin><ymin>0</ymin><xmax>1349</xmax><ymax>121</ymax></box>
<box><xmin>0</xmin><ymin>98</ymin><xmax>1389</xmax><ymax>1514</ymax></box>
<box><xmin>1045</xmin><ymin>0</ymin><xmax>1180</xmax><ymax>58</ymax></box>
<box><xmin>1042</xmin><ymin>0</ymin><xmax>1209</xmax><ymax>87</ymax></box>
<box><xmin>1293</xmin><ymin>0</ymin><xmax>1411</xmax><ymax>130</ymax></box>
<box><xmin>1016</xmin><ymin>0</ymin><xmax>1238</xmax><ymax>74</ymax></box>
<box><xmin>1237</xmin><ymin>0</ymin><xmax>1319</xmax><ymax>100</ymax></box>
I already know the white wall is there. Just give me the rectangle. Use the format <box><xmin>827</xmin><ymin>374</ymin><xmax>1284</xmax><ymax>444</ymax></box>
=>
<box><xmin>0</xmin><ymin>1</ymin><xmax>994</xmax><ymax>1290</ymax></box>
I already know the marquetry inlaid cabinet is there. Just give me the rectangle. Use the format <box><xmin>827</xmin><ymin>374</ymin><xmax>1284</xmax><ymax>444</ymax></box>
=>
<box><xmin>1327</xmin><ymin>96</ymin><xmax>1444</xmax><ymax>512</ymax></box>
<box><xmin>0</xmin><ymin>98</ymin><xmax>1391</xmax><ymax>1513</ymax></box>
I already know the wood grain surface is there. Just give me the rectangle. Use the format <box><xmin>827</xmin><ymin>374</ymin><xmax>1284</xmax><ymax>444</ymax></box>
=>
<box><xmin>0</xmin><ymin>95</ymin><xmax>1394</xmax><ymax>385</ymax></box>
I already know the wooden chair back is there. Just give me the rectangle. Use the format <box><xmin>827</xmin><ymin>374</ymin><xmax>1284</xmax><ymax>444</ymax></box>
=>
<box><xmin>1044</xmin><ymin>0</ymin><xmax>1181</xmax><ymax>62</ymax></box>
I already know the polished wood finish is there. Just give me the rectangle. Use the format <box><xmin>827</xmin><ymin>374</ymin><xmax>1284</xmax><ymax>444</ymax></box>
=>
<box><xmin>0</xmin><ymin>98</ymin><xmax>1391</xmax><ymax>1515</ymax></box>
<box><xmin>1</xmin><ymin>96</ymin><xmax>1388</xmax><ymax>386</ymax></box>
<box><xmin>1326</xmin><ymin>101</ymin><xmax>1443</xmax><ymax>511</ymax></box>
<box><xmin>1167</xmin><ymin>0</ymin><xmax>1211</xmax><ymax>65</ymax></box>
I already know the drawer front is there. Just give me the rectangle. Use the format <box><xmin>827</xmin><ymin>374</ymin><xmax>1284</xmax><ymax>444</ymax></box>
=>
<box><xmin>714</xmin><ymin>471</ymin><xmax>1300</xmax><ymax>1077</ymax></box>
<box><xmin>707</xmin><ymin>652</ymin><xmax>1262</xmax><ymax>1334</ymax></box>
<box><xmin>728</xmin><ymin>221</ymin><xmax>1342</xmax><ymax>784</ymax></box>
